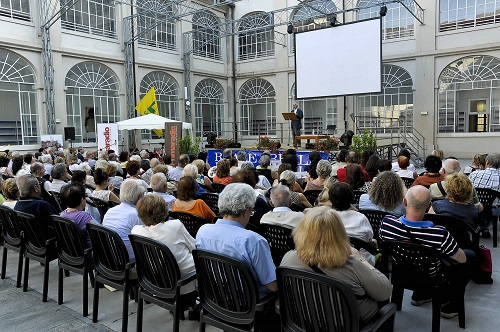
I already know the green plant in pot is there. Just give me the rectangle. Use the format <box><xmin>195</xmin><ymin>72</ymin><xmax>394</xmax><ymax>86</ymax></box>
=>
<box><xmin>350</xmin><ymin>129</ymin><xmax>377</xmax><ymax>156</ymax></box>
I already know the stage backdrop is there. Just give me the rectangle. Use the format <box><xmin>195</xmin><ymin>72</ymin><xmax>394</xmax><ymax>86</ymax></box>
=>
<box><xmin>97</xmin><ymin>123</ymin><xmax>119</xmax><ymax>153</ymax></box>
<box><xmin>207</xmin><ymin>150</ymin><xmax>328</xmax><ymax>172</ymax></box>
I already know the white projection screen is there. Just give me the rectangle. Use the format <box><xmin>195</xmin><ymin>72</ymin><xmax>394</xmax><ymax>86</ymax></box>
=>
<box><xmin>295</xmin><ymin>18</ymin><xmax>382</xmax><ymax>99</ymax></box>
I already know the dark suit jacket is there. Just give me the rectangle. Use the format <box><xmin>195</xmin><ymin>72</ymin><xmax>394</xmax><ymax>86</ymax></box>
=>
<box><xmin>291</xmin><ymin>108</ymin><xmax>303</xmax><ymax>130</ymax></box>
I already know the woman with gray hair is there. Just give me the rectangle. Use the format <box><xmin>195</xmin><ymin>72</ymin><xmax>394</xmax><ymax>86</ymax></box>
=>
<box><xmin>102</xmin><ymin>178</ymin><xmax>145</xmax><ymax>262</ymax></box>
<box><xmin>49</xmin><ymin>163</ymin><xmax>68</xmax><ymax>192</ymax></box>
<box><xmin>279</xmin><ymin>170</ymin><xmax>312</xmax><ymax>208</ymax></box>
<box><xmin>304</xmin><ymin>159</ymin><xmax>332</xmax><ymax>191</ymax></box>
<box><xmin>182</xmin><ymin>163</ymin><xmax>207</xmax><ymax>196</ymax></box>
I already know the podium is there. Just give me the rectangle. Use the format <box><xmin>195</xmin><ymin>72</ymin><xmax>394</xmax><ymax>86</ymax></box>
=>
<box><xmin>283</xmin><ymin>112</ymin><xmax>298</xmax><ymax>146</ymax></box>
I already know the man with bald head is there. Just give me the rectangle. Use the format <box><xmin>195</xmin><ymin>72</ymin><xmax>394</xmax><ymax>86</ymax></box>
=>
<box><xmin>379</xmin><ymin>185</ymin><xmax>475</xmax><ymax>319</ymax></box>
<box><xmin>429</xmin><ymin>158</ymin><xmax>483</xmax><ymax>212</ymax></box>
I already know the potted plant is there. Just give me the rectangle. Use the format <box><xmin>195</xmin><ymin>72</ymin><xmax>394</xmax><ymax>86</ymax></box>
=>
<box><xmin>256</xmin><ymin>136</ymin><xmax>281</xmax><ymax>152</ymax></box>
<box><xmin>350</xmin><ymin>129</ymin><xmax>377</xmax><ymax>156</ymax></box>
<box><xmin>179</xmin><ymin>135</ymin><xmax>202</xmax><ymax>155</ymax></box>
<box><xmin>214</xmin><ymin>137</ymin><xmax>234</xmax><ymax>150</ymax></box>
<box><xmin>313</xmin><ymin>136</ymin><xmax>340</xmax><ymax>153</ymax></box>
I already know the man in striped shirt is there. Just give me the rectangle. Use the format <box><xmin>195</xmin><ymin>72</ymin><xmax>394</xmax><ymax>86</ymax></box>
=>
<box><xmin>379</xmin><ymin>185</ymin><xmax>475</xmax><ymax>319</ymax></box>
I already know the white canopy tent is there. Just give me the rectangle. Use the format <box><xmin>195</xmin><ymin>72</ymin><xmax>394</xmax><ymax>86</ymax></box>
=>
<box><xmin>116</xmin><ymin>113</ymin><xmax>192</xmax><ymax>130</ymax></box>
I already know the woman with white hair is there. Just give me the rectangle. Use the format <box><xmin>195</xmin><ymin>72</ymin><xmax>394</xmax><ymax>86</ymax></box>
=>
<box><xmin>304</xmin><ymin>159</ymin><xmax>332</xmax><ymax>191</ymax></box>
<box><xmin>41</xmin><ymin>153</ymin><xmax>54</xmax><ymax>176</ymax></box>
<box><xmin>182</xmin><ymin>164</ymin><xmax>206</xmax><ymax>196</ymax></box>
<box><xmin>78</xmin><ymin>162</ymin><xmax>95</xmax><ymax>188</ymax></box>
<box><xmin>279</xmin><ymin>170</ymin><xmax>312</xmax><ymax>208</ymax></box>
<box><xmin>49</xmin><ymin>163</ymin><xmax>68</xmax><ymax>192</ymax></box>
<box><xmin>102</xmin><ymin>178</ymin><xmax>145</xmax><ymax>261</ymax></box>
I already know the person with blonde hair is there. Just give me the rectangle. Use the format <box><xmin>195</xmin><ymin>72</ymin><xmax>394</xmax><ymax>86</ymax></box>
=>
<box><xmin>279</xmin><ymin>170</ymin><xmax>312</xmax><ymax>208</ymax></box>
<box><xmin>133</xmin><ymin>194</ymin><xmax>197</xmax><ymax>309</ymax></box>
<box><xmin>432</xmin><ymin>149</ymin><xmax>444</xmax><ymax>160</ymax></box>
<box><xmin>316</xmin><ymin>175</ymin><xmax>338</xmax><ymax>206</ymax></box>
<box><xmin>280</xmin><ymin>206</ymin><xmax>392</xmax><ymax>324</ymax></box>
<box><xmin>105</xmin><ymin>163</ymin><xmax>123</xmax><ymax>190</ymax></box>
<box><xmin>2</xmin><ymin>177</ymin><xmax>19</xmax><ymax>209</ymax></box>
<box><xmin>304</xmin><ymin>159</ymin><xmax>332</xmax><ymax>191</ymax></box>
<box><xmin>430</xmin><ymin>173</ymin><xmax>479</xmax><ymax>226</ymax></box>
<box><xmin>359</xmin><ymin>171</ymin><xmax>406</xmax><ymax>216</ymax></box>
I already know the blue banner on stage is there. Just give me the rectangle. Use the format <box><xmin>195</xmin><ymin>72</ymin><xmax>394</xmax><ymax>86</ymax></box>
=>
<box><xmin>207</xmin><ymin>150</ymin><xmax>329</xmax><ymax>172</ymax></box>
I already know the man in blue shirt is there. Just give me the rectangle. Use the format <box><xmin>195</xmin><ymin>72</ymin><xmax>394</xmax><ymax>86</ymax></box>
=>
<box><xmin>195</xmin><ymin>183</ymin><xmax>277</xmax><ymax>296</ymax></box>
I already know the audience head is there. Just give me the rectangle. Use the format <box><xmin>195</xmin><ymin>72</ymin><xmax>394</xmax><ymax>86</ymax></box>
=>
<box><xmin>278</xmin><ymin>163</ymin><xmax>292</xmax><ymax>178</ymax></box>
<box><xmin>0</xmin><ymin>154</ymin><xmax>9</xmax><ymax>168</ymax></box>
<box><xmin>93</xmin><ymin>168</ymin><xmax>109</xmax><ymax>186</ymax></box>
<box><xmin>442</xmin><ymin>158</ymin><xmax>461</xmax><ymax>175</ymax></box>
<box><xmin>376</xmin><ymin>159</ymin><xmax>392</xmax><ymax>173</ymax></box>
<box><xmin>137</xmin><ymin>194</ymin><xmax>169</xmax><ymax>226</ymax></box>
<box><xmin>60</xmin><ymin>183</ymin><xmax>86</xmax><ymax>209</ymax></box>
<box><xmin>104</xmin><ymin>163</ymin><xmax>118</xmax><ymax>177</ymax></box>
<box><xmin>54</xmin><ymin>156</ymin><xmax>65</xmax><ymax>164</ymax></box>
<box><xmin>23</xmin><ymin>153</ymin><xmax>34</xmax><ymax>165</ymax></box>
<box><xmin>16</xmin><ymin>174</ymin><xmax>39</xmax><ymax>198</ymax></box>
<box><xmin>316</xmin><ymin>160</ymin><xmax>332</xmax><ymax>179</ymax></box>
<box><xmin>404</xmin><ymin>185</ymin><xmax>431</xmax><ymax>214</ymax></box>
<box><xmin>308</xmin><ymin>151</ymin><xmax>321</xmax><ymax>162</ymax></box>
<box><xmin>129</xmin><ymin>155</ymin><xmax>141</xmax><ymax>163</ymax></box>
<box><xmin>178</xmin><ymin>154</ymin><xmax>190</xmax><ymax>167</ymax></box>
<box><xmin>41</xmin><ymin>154</ymin><xmax>53</xmax><ymax>164</ymax></box>
<box><xmin>3</xmin><ymin>178</ymin><xmax>19</xmax><ymax>200</ymax></box>
<box><xmin>120</xmin><ymin>179</ymin><xmax>145</xmax><ymax>205</ymax></box>
<box><xmin>240</xmin><ymin>161</ymin><xmax>255</xmax><ymax>170</ymax></box>
<box><xmin>282</xmin><ymin>154</ymin><xmax>298</xmax><ymax>172</ymax></box>
<box><xmin>30</xmin><ymin>162</ymin><xmax>45</xmax><ymax>177</ymax></box>
<box><xmin>192</xmin><ymin>159</ymin><xmax>205</xmax><ymax>174</ymax></box>
<box><xmin>215</xmin><ymin>159</ymin><xmax>231</xmax><ymax>178</ymax></box>
<box><xmin>11</xmin><ymin>156</ymin><xmax>24</xmax><ymax>175</ymax></box>
<box><xmin>66</xmin><ymin>153</ymin><xmax>78</xmax><ymax>165</ymax></box>
<box><xmin>232</xmin><ymin>169</ymin><xmax>257</xmax><ymax>188</ymax></box>
<box><xmin>293</xmin><ymin>206</ymin><xmax>351</xmax><ymax>269</ymax></box>
<box><xmin>150</xmin><ymin>173</ymin><xmax>168</xmax><ymax>193</ymax></box>
<box><xmin>218</xmin><ymin>183</ymin><xmax>256</xmax><ymax>219</ymax></box>
<box><xmin>126</xmin><ymin>160</ymin><xmax>141</xmax><ymax>177</ymax></box>
<box><xmin>78</xmin><ymin>162</ymin><xmax>91</xmax><ymax>174</ymax></box>
<box><xmin>345</xmin><ymin>151</ymin><xmax>359</xmax><ymax>165</ymax></box>
<box><xmin>337</xmin><ymin>149</ymin><xmax>348</xmax><ymax>163</ymax></box>
<box><xmin>432</xmin><ymin>149</ymin><xmax>444</xmax><ymax>160</ymax></box>
<box><xmin>345</xmin><ymin>164</ymin><xmax>365</xmax><ymax>190</ymax></box>
<box><xmin>51</xmin><ymin>163</ymin><xmax>67</xmax><ymax>180</ymax></box>
<box><xmin>398</xmin><ymin>149</ymin><xmax>411</xmax><ymax>160</ymax></box>
<box><xmin>149</xmin><ymin>158</ymin><xmax>160</xmax><ymax>169</ymax></box>
<box><xmin>424</xmin><ymin>155</ymin><xmax>442</xmax><ymax>173</ymax></box>
<box><xmin>71</xmin><ymin>170</ymin><xmax>87</xmax><ymax>184</ymax></box>
<box><xmin>223</xmin><ymin>149</ymin><xmax>233</xmax><ymax>160</ymax></box>
<box><xmin>237</xmin><ymin>151</ymin><xmax>247</xmax><ymax>162</ymax></box>
<box><xmin>197</xmin><ymin>151</ymin><xmax>207</xmax><ymax>163</ymax></box>
<box><xmin>140</xmin><ymin>150</ymin><xmax>149</xmax><ymax>160</ymax></box>
<box><xmin>486</xmin><ymin>153</ymin><xmax>500</xmax><ymax>169</ymax></box>
<box><xmin>182</xmin><ymin>164</ymin><xmax>198</xmax><ymax>179</ymax></box>
<box><xmin>318</xmin><ymin>176</ymin><xmax>338</xmax><ymax>204</ymax></box>
<box><xmin>328</xmin><ymin>182</ymin><xmax>354</xmax><ymax>211</ymax></box>
<box><xmin>108</xmin><ymin>153</ymin><xmax>117</xmax><ymax>162</ymax></box>
<box><xmin>365</xmin><ymin>154</ymin><xmax>381</xmax><ymax>176</ymax></box>
<box><xmin>270</xmin><ymin>184</ymin><xmax>291</xmax><ymax>208</ymax></box>
<box><xmin>362</xmin><ymin>150</ymin><xmax>374</xmax><ymax>166</ymax></box>
<box><xmin>472</xmin><ymin>153</ymin><xmax>487</xmax><ymax>169</ymax></box>
<box><xmin>397</xmin><ymin>156</ymin><xmax>410</xmax><ymax>169</ymax></box>
<box><xmin>153</xmin><ymin>164</ymin><xmax>169</xmax><ymax>176</ymax></box>
<box><xmin>307</xmin><ymin>158</ymin><xmax>320</xmax><ymax>179</ymax></box>
<box><xmin>259</xmin><ymin>154</ymin><xmax>271</xmax><ymax>168</ymax></box>
<box><xmin>119</xmin><ymin>151</ymin><xmax>129</xmax><ymax>163</ymax></box>
<box><xmin>279</xmin><ymin>170</ymin><xmax>296</xmax><ymax>187</ymax></box>
<box><xmin>369</xmin><ymin>171</ymin><xmax>406</xmax><ymax>211</ymax></box>
<box><xmin>445</xmin><ymin>173</ymin><xmax>472</xmax><ymax>203</ymax></box>
<box><xmin>163</xmin><ymin>154</ymin><xmax>172</xmax><ymax>165</ymax></box>
<box><xmin>176</xmin><ymin>176</ymin><xmax>197</xmax><ymax>201</ymax></box>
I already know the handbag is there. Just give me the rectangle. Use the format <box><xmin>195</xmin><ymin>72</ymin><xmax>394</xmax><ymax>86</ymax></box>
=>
<box><xmin>473</xmin><ymin>245</ymin><xmax>493</xmax><ymax>284</ymax></box>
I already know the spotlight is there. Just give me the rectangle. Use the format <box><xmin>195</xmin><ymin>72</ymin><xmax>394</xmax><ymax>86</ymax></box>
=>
<box><xmin>287</xmin><ymin>23</ymin><xmax>293</xmax><ymax>34</ymax></box>
<box><xmin>380</xmin><ymin>5</ymin><xmax>387</xmax><ymax>17</ymax></box>
<box><xmin>330</xmin><ymin>14</ymin><xmax>337</xmax><ymax>26</ymax></box>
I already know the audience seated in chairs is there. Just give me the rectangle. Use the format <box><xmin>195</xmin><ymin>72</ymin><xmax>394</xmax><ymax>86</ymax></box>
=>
<box><xmin>191</xmin><ymin>159</ymin><xmax>212</xmax><ymax>190</ymax></box>
<box><xmin>149</xmin><ymin>173</ymin><xmax>176</xmax><ymax>211</ymax></box>
<box><xmin>168</xmin><ymin>154</ymin><xmax>189</xmax><ymax>183</ymax></box>
<box><xmin>469</xmin><ymin>152</ymin><xmax>500</xmax><ymax>221</ymax></box>
<box><xmin>337</xmin><ymin>151</ymin><xmax>370</xmax><ymax>183</ymax></box>
<box><xmin>329</xmin><ymin>182</ymin><xmax>375</xmax><ymax>265</ymax></box>
<box><xmin>126</xmin><ymin>160</ymin><xmax>149</xmax><ymax>191</ymax></box>
<box><xmin>0</xmin><ymin>154</ymin><xmax>14</xmax><ymax>177</ymax></box>
<box><xmin>395</xmin><ymin>155</ymin><xmax>417</xmax><ymax>179</ymax></box>
<box><xmin>359</xmin><ymin>171</ymin><xmax>406</xmax><ymax>217</ymax></box>
<box><xmin>31</xmin><ymin>162</ymin><xmax>52</xmax><ymax>201</ymax></box>
<box><xmin>304</xmin><ymin>159</ymin><xmax>332</xmax><ymax>192</ymax></box>
<box><xmin>280</xmin><ymin>206</ymin><xmax>392</xmax><ymax>324</ymax></box>
<box><xmin>346</xmin><ymin>164</ymin><xmax>371</xmax><ymax>192</ymax></box>
<box><xmin>411</xmin><ymin>155</ymin><xmax>445</xmax><ymax>188</ymax></box>
<box><xmin>256</xmin><ymin>154</ymin><xmax>274</xmax><ymax>184</ymax></box>
<box><xmin>14</xmin><ymin>174</ymin><xmax>58</xmax><ymax>225</ymax></box>
<box><xmin>364</xmin><ymin>154</ymin><xmax>381</xmax><ymax>181</ymax></box>
<box><xmin>331</xmin><ymin>149</ymin><xmax>347</xmax><ymax>177</ymax></box>
<box><xmin>315</xmin><ymin>175</ymin><xmax>338</xmax><ymax>207</ymax></box>
<box><xmin>132</xmin><ymin>194</ymin><xmax>197</xmax><ymax>312</ymax></box>
<box><xmin>260</xmin><ymin>185</ymin><xmax>303</xmax><ymax>229</ymax></box>
<box><xmin>140</xmin><ymin>157</ymin><xmax>159</xmax><ymax>185</ymax></box>
<box><xmin>102</xmin><ymin>178</ymin><xmax>145</xmax><ymax>262</ymax></box>
<box><xmin>430</xmin><ymin>173</ymin><xmax>479</xmax><ymax>227</ymax></box>
<box><xmin>212</xmin><ymin>159</ymin><xmax>232</xmax><ymax>185</ymax></box>
<box><xmin>392</xmin><ymin>149</ymin><xmax>417</xmax><ymax>173</ymax></box>
<box><xmin>379</xmin><ymin>185</ymin><xmax>476</xmax><ymax>319</ymax></box>
<box><xmin>279</xmin><ymin>170</ymin><xmax>312</xmax><ymax>209</ymax></box>
<box><xmin>182</xmin><ymin>164</ymin><xmax>206</xmax><ymax>197</ymax></box>
<box><xmin>49</xmin><ymin>163</ymin><xmax>69</xmax><ymax>193</ymax></box>
<box><xmin>106</xmin><ymin>163</ymin><xmax>123</xmax><ymax>190</ymax></box>
<box><xmin>2</xmin><ymin>178</ymin><xmax>19</xmax><ymax>209</ymax></box>
<box><xmin>464</xmin><ymin>153</ymin><xmax>487</xmax><ymax>175</ymax></box>
<box><xmin>172</xmin><ymin>176</ymin><xmax>215</xmax><ymax>224</ymax></box>
<box><xmin>91</xmin><ymin>168</ymin><xmax>120</xmax><ymax>204</ymax></box>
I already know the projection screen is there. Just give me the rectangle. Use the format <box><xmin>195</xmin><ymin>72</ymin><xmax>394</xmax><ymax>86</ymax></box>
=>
<box><xmin>294</xmin><ymin>18</ymin><xmax>382</xmax><ymax>99</ymax></box>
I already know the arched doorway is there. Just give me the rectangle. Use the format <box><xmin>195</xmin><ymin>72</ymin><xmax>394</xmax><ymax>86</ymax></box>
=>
<box><xmin>194</xmin><ymin>79</ymin><xmax>224</xmax><ymax>137</ymax></box>
<box><xmin>239</xmin><ymin>78</ymin><xmax>276</xmax><ymax>137</ymax></box>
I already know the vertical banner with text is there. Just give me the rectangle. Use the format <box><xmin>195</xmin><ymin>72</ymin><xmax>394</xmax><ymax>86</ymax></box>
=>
<box><xmin>97</xmin><ymin>123</ymin><xmax>119</xmax><ymax>153</ymax></box>
<box><xmin>165</xmin><ymin>121</ymin><xmax>182</xmax><ymax>165</ymax></box>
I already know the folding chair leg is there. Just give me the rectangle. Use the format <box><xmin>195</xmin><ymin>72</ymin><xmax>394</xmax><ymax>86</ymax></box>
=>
<box><xmin>23</xmin><ymin>256</ymin><xmax>29</xmax><ymax>292</ymax></box>
<box><xmin>391</xmin><ymin>285</ymin><xmax>404</xmax><ymax>310</ymax></box>
<box><xmin>83</xmin><ymin>269</ymin><xmax>88</xmax><ymax>317</ymax></box>
<box><xmin>58</xmin><ymin>267</ymin><xmax>63</xmax><ymax>305</ymax></box>
<box><xmin>92</xmin><ymin>281</ymin><xmax>99</xmax><ymax>323</ymax></box>
<box><xmin>1</xmin><ymin>247</ymin><xmax>6</xmax><ymax>279</ymax></box>
<box><xmin>173</xmin><ymin>304</ymin><xmax>181</xmax><ymax>332</ymax></box>
<box><xmin>136</xmin><ymin>296</ymin><xmax>143</xmax><ymax>332</ymax></box>
<box><xmin>42</xmin><ymin>257</ymin><xmax>50</xmax><ymax>302</ymax></box>
<box><xmin>122</xmin><ymin>284</ymin><xmax>129</xmax><ymax>332</ymax></box>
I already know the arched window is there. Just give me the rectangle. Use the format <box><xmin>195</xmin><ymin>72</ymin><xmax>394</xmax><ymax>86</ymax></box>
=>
<box><xmin>292</xmin><ymin>0</ymin><xmax>338</xmax><ymax>31</ymax></box>
<box><xmin>439</xmin><ymin>0</ymin><xmax>500</xmax><ymax>32</ymax></box>
<box><xmin>238</xmin><ymin>12</ymin><xmax>274</xmax><ymax>61</ymax></box>
<box><xmin>139</xmin><ymin>71</ymin><xmax>179</xmax><ymax>139</ymax></box>
<box><xmin>0</xmin><ymin>0</ymin><xmax>30</xmax><ymax>21</ymax></box>
<box><xmin>357</xmin><ymin>65</ymin><xmax>413</xmax><ymax>133</ymax></box>
<box><xmin>194</xmin><ymin>79</ymin><xmax>225</xmax><ymax>136</ymax></box>
<box><xmin>65</xmin><ymin>61</ymin><xmax>120</xmax><ymax>143</ymax></box>
<box><xmin>137</xmin><ymin>0</ymin><xmax>176</xmax><ymax>50</ymax></box>
<box><xmin>438</xmin><ymin>55</ymin><xmax>500</xmax><ymax>133</ymax></box>
<box><xmin>61</xmin><ymin>0</ymin><xmax>116</xmax><ymax>38</ymax></box>
<box><xmin>358</xmin><ymin>0</ymin><xmax>414</xmax><ymax>39</ymax></box>
<box><xmin>192</xmin><ymin>11</ymin><xmax>221</xmax><ymax>60</ymax></box>
<box><xmin>0</xmin><ymin>49</ymin><xmax>38</xmax><ymax>145</ymax></box>
<box><xmin>239</xmin><ymin>79</ymin><xmax>276</xmax><ymax>136</ymax></box>
<box><xmin>291</xmin><ymin>84</ymin><xmax>338</xmax><ymax>135</ymax></box>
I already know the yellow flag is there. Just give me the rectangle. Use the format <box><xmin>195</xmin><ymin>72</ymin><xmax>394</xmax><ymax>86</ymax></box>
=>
<box><xmin>135</xmin><ymin>87</ymin><xmax>162</xmax><ymax>137</ymax></box>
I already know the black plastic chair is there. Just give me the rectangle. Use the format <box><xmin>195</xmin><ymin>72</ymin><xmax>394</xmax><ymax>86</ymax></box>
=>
<box><xmin>400</xmin><ymin>177</ymin><xmax>414</xmax><ymax>189</ymax></box>
<box><xmin>169</xmin><ymin>211</ymin><xmax>206</xmax><ymax>238</ymax></box>
<box><xmin>200</xmin><ymin>192</ymin><xmax>220</xmax><ymax>216</ymax></box>
<box><xmin>290</xmin><ymin>203</ymin><xmax>305</xmax><ymax>212</ymax></box>
<box><xmin>0</xmin><ymin>205</ymin><xmax>24</xmax><ymax>288</ymax></box>
<box><xmin>49</xmin><ymin>190</ymin><xmax>66</xmax><ymax>211</ymax></box>
<box><xmin>192</xmin><ymin>249</ymin><xmax>277</xmax><ymax>332</ymax></box>
<box><xmin>211</xmin><ymin>183</ymin><xmax>226</xmax><ymax>193</ymax></box>
<box><xmin>16</xmin><ymin>211</ymin><xmax>58</xmax><ymax>302</ymax></box>
<box><xmin>86</xmin><ymin>223</ymin><xmax>137</xmax><ymax>332</ymax></box>
<box><xmin>424</xmin><ymin>213</ymin><xmax>480</xmax><ymax>251</ymax></box>
<box><xmin>90</xmin><ymin>197</ymin><xmax>119</xmax><ymax>223</ymax></box>
<box><xmin>475</xmin><ymin>188</ymin><xmax>499</xmax><ymax>247</ymax></box>
<box><xmin>353</xmin><ymin>190</ymin><xmax>364</xmax><ymax>205</ymax></box>
<box><xmin>349</xmin><ymin>237</ymin><xmax>380</xmax><ymax>256</ymax></box>
<box><xmin>262</xmin><ymin>224</ymin><xmax>295</xmax><ymax>266</ymax></box>
<box><xmin>303</xmin><ymin>190</ymin><xmax>322</xmax><ymax>206</ymax></box>
<box><xmin>359</xmin><ymin>210</ymin><xmax>390</xmax><ymax>241</ymax></box>
<box><xmin>51</xmin><ymin>215</ymin><xmax>94</xmax><ymax>317</ymax></box>
<box><xmin>276</xmin><ymin>266</ymin><xmax>397</xmax><ymax>332</ymax></box>
<box><xmin>129</xmin><ymin>234</ymin><xmax>197</xmax><ymax>332</ymax></box>
<box><xmin>380</xmin><ymin>240</ymin><xmax>466</xmax><ymax>331</ymax></box>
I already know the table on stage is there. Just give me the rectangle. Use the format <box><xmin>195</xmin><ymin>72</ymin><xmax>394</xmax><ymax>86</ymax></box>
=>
<box><xmin>294</xmin><ymin>135</ymin><xmax>330</xmax><ymax>149</ymax></box>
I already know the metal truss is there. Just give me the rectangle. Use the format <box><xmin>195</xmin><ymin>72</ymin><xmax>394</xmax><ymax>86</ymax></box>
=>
<box><xmin>39</xmin><ymin>0</ymin><xmax>82</xmax><ymax>135</ymax></box>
